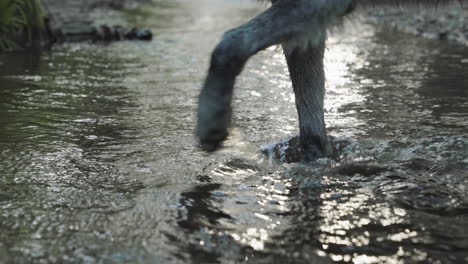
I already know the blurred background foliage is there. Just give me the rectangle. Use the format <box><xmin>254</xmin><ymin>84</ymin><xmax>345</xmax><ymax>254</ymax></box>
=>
<box><xmin>0</xmin><ymin>0</ymin><xmax>45</xmax><ymax>51</ymax></box>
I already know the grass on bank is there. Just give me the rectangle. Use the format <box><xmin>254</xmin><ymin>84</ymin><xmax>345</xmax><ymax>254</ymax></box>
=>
<box><xmin>0</xmin><ymin>0</ymin><xmax>45</xmax><ymax>51</ymax></box>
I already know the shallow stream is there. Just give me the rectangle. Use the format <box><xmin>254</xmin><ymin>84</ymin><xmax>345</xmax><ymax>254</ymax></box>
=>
<box><xmin>0</xmin><ymin>1</ymin><xmax>467</xmax><ymax>263</ymax></box>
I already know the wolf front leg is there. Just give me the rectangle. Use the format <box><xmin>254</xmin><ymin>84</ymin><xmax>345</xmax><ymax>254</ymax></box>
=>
<box><xmin>196</xmin><ymin>0</ymin><xmax>353</xmax><ymax>152</ymax></box>
<box><xmin>283</xmin><ymin>39</ymin><xmax>332</xmax><ymax>161</ymax></box>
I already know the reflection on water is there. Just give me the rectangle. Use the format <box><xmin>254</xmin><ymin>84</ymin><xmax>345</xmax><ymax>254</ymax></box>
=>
<box><xmin>0</xmin><ymin>0</ymin><xmax>467</xmax><ymax>263</ymax></box>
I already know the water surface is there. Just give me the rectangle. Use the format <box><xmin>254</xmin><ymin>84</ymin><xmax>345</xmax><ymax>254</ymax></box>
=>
<box><xmin>0</xmin><ymin>1</ymin><xmax>467</xmax><ymax>263</ymax></box>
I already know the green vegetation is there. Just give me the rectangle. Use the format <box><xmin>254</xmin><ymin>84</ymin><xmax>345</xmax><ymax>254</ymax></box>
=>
<box><xmin>0</xmin><ymin>0</ymin><xmax>45</xmax><ymax>51</ymax></box>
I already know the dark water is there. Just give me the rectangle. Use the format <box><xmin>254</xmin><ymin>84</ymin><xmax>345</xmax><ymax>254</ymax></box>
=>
<box><xmin>1</xmin><ymin>1</ymin><xmax>467</xmax><ymax>263</ymax></box>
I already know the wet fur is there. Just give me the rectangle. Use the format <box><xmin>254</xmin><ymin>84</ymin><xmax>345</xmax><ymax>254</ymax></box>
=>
<box><xmin>196</xmin><ymin>0</ymin><xmax>465</xmax><ymax>161</ymax></box>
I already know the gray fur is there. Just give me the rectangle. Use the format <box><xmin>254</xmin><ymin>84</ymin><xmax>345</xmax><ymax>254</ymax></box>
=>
<box><xmin>196</xmin><ymin>0</ymin><xmax>464</xmax><ymax>160</ymax></box>
<box><xmin>282</xmin><ymin>37</ymin><xmax>331</xmax><ymax>160</ymax></box>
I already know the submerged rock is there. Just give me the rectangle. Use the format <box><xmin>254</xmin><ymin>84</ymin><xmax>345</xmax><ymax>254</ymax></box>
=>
<box><xmin>125</xmin><ymin>28</ymin><xmax>153</xmax><ymax>41</ymax></box>
<box><xmin>52</xmin><ymin>22</ymin><xmax>153</xmax><ymax>43</ymax></box>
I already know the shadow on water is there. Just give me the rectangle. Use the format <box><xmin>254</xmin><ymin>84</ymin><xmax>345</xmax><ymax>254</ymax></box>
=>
<box><xmin>0</xmin><ymin>0</ymin><xmax>467</xmax><ymax>263</ymax></box>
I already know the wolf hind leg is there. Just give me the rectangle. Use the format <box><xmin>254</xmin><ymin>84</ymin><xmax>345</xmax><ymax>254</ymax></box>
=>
<box><xmin>282</xmin><ymin>37</ymin><xmax>332</xmax><ymax>161</ymax></box>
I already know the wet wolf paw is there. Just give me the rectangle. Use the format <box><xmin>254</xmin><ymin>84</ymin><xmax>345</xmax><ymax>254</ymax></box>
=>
<box><xmin>196</xmin><ymin>100</ymin><xmax>232</xmax><ymax>152</ymax></box>
<box><xmin>260</xmin><ymin>136</ymin><xmax>304</xmax><ymax>163</ymax></box>
<box><xmin>197</xmin><ymin>126</ymin><xmax>229</xmax><ymax>152</ymax></box>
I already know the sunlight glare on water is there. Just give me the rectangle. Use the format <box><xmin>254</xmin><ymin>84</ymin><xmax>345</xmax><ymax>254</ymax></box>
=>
<box><xmin>0</xmin><ymin>0</ymin><xmax>467</xmax><ymax>263</ymax></box>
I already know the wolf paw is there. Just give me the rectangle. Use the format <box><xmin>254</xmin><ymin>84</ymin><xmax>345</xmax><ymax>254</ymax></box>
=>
<box><xmin>196</xmin><ymin>99</ymin><xmax>232</xmax><ymax>152</ymax></box>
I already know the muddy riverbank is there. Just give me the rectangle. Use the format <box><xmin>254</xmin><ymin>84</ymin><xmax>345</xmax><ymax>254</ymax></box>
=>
<box><xmin>31</xmin><ymin>1</ymin><xmax>468</xmax><ymax>48</ymax></box>
<box><xmin>43</xmin><ymin>0</ymin><xmax>146</xmax><ymax>26</ymax></box>
<box><xmin>41</xmin><ymin>0</ymin><xmax>468</xmax><ymax>46</ymax></box>
<box><xmin>41</xmin><ymin>0</ymin><xmax>152</xmax><ymax>43</ymax></box>
<box><xmin>367</xmin><ymin>6</ymin><xmax>468</xmax><ymax>46</ymax></box>
<box><xmin>0</xmin><ymin>0</ymin><xmax>149</xmax><ymax>51</ymax></box>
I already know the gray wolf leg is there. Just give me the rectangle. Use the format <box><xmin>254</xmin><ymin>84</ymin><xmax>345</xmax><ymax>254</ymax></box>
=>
<box><xmin>282</xmin><ymin>38</ymin><xmax>331</xmax><ymax>161</ymax></box>
<box><xmin>196</xmin><ymin>0</ymin><xmax>352</xmax><ymax>157</ymax></box>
